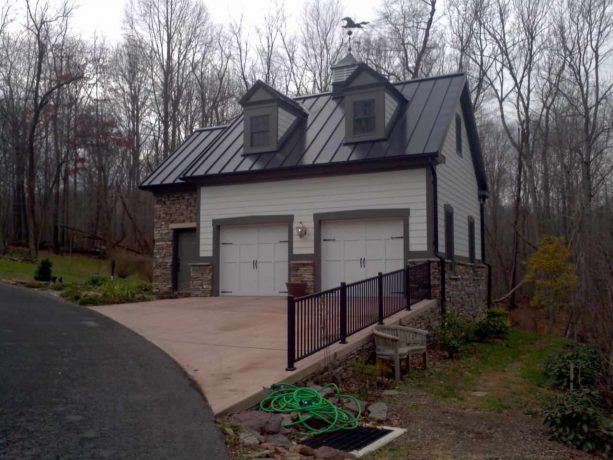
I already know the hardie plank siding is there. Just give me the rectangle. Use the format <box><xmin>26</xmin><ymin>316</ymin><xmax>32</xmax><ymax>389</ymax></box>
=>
<box><xmin>437</xmin><ymin>106</ymin><xmax>481</xmax><ymax>259</ymax></box>
<box><xmin>199</xmin><ymin>169</ymin><xmax>428</xmax><ymax>257</ymax></box>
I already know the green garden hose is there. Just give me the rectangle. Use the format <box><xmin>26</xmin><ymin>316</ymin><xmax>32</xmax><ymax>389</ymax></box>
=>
<box><xmin>259</xmin><ymin>383</ymin><xmax>361</xmax><ymax>436</ymax></box>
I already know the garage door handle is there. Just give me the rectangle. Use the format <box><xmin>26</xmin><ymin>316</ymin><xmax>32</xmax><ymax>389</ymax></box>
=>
<box><xmin>255</xmin><ymin>260</ymin><xmax>258</xmax><ymax>269</ymax></box>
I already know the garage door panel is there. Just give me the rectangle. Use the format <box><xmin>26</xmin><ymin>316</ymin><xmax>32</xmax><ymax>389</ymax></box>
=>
<box><xmin>322</xmin><ymin>240</ymin><xmax>341</xmax><ymax>260</ymax></box>
<box><xmin>365</xmin><ymin>239</ymin><xmax>385</xmax><ymax>259</ymax></box>
<box><xmin>322</xmin><ymin>217</ymin><xmax>405</xmax><ymax>291</ymax></box>
<box><xmin>343</xmin><ymin>240</ymin><xmax>363</xmax><ymax>260</ymax></box>
<box><xmin>239</xmin><ymin>261</ymin><xmax>258</xmax><ymax>294</ymax></box>
<box><xmin>220</xmin><ymin>224</ymin><xmax>288</xmax><ymax>296</ymax></box>
<box><xmin>274</xmin><ymin>242</ymin><xmax>288</xmax><ymax>262</ymax></box>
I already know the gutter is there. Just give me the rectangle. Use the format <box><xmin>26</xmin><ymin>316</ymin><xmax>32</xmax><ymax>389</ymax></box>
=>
<box><xmin>430</xmin><ymin>161</ymin><xmax>446</xmax><ymax>316</ymax></box>
<box><xmin>479</xmin><ymin>192</ymin><xmax>493</xmax><ymax>308</ymax></box>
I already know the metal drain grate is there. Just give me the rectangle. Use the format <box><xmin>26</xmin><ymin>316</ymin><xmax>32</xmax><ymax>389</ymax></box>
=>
<box><xmin>301</xmin><ymin>427</ymin><xmax>393</xmax><ymax>452</ymax></box>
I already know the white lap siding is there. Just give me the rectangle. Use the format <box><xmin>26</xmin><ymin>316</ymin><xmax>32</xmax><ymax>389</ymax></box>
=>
<box><xmin>199</xmin><ymin>169</ymin><xmax>428</xmax><ymax>257</ymax></box>
<box><xmin>437</xmin><ymin>107</ymin><xmax>481</xmax><ymax>260</ymax></box>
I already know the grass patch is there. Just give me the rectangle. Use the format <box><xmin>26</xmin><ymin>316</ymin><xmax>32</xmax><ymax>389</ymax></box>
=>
<box><xmin>0</xmin><ymin>251</ymin><xmax>115</xmax><ymax>284</ymax></box>
<box><xmin>404</xmin><ymin>329</ymin><xmax>567</xmax><ymax>411</ymax></box>
<box><xmin>1</xmin><ymin>250</ymin><xmax>153</xmax><ymax>305</ymax></box>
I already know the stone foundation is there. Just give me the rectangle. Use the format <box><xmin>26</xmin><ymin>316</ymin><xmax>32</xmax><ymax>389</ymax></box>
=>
<box><xmin>429</xmin><ymin>260</ymin><xmax>489</xmax><ymax>320</ymax></box>
<box><xmin>190</xmin><ymin>263</ymin><xmax>213</xmax><ymax>297</ymax></box>
<box><xmin>152</xmin><ymin>188</ymin><xmax>198</xmax><ymax>293</ymax></box>
<box><xmin>289</xmin><ymin>260</ymin><xmax>315</xmax><ymax>294</ymax></box>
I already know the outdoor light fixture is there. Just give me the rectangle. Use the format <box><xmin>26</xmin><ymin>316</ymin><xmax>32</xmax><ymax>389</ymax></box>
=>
<box><xmin>296</xmin><ymin>221</ymin><xmax>307</xmax><ymax>238</ymax></box>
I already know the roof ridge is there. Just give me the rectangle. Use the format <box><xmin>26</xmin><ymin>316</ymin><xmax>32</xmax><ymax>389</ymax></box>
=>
<box><xmin>195</xmin><ymin>125</ymin><xmax>228</xmax><ymax>132</ymax></box>
<box><xmin>290</xmin><ymin>72</ymin><xmax>466</xmax><ymax>102</ymax></box>
<box><xmin>392</xmin><ymin>72</ymin><xmax>466</xmax><ymax>86</ymax></box>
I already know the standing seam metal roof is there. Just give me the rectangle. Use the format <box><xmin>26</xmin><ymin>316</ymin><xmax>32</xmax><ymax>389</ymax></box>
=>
<box><xmin>141</xmin><ymin>71</ymin><xmax>487</xmax><ymax>192</ymax></box>
<box><xmin>140</xmin><ymin>126</ymin><xmax>226</xmax><ymax>188</ymax></box>
<box><xmin>180</xmin><ymin>73</ymin><xmax>468</xmax><ymax>179</ymax></box>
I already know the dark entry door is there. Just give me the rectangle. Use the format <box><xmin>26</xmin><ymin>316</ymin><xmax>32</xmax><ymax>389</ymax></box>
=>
<box><xmin>175</xmin><ymin>229</ymin><xmax>198</xmax><ymax>292</ymax></box>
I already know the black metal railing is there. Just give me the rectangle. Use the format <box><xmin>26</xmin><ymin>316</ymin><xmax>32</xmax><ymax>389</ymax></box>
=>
<box><xmin>286</xmin><ymin>262</ymin><xmax>432</xmax><ymax>370</ymax></box>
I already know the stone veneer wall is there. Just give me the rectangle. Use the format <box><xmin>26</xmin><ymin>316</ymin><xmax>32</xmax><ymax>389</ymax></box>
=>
<box><xmin>429</xmin><ymin>260</ymin><xmax>489</xmax><ymax>320</ymax></box>
<box><xmin>190</xmin><ymin>263</ymin><xmax>213</xmax><ymax>296</ymax></box>
<box><xmin>152</xmin><ymin>188</ymin><xmax>198</xmax><ymax>293</ymax></box>
<box><xmin>289</xmin><ymin>261</ymin><xmax>315</xmax><ymax>294</ymax></box>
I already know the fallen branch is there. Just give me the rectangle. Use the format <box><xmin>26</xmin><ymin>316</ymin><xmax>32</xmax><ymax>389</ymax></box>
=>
<box><xmin>493</xmin><ymin>279</ymin><xmax>528</xmax><ymax>304</ymax></box>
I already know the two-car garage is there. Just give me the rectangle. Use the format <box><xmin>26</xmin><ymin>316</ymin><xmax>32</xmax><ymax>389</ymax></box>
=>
<box><xmin>216</xmin><ymin>217</ymin><xmax>406</xmax><ymax>296</ymax></box>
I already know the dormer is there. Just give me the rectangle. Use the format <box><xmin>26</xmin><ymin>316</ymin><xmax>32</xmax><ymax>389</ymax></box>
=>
<box><xmin>239</xmin><ymin>80</ymin><xmax>307</xmax><ymax>155</ymax></box>
<box><xmin>331</xmin><ymin>56</ymin><xmax>407</xmax><ymax>144</ymax></box>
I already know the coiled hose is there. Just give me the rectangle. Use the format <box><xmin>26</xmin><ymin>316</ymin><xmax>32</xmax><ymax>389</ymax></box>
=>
<box><xmin>259</xmin><ymin>383</ymin><xmax>361</xmax><ymax>435</ymax></box>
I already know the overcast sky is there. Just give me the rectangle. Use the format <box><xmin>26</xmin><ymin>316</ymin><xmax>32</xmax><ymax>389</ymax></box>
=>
<box><xmin>67</xmin><ymin>0</ymin><xmax>379</xmax><ymax>43</ymax></box>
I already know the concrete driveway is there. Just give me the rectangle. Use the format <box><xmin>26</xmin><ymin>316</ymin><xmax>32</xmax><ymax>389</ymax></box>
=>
<box><xmin>92</xmin><ymin>296</ymin><xmax>287</xmax><ymax>415</ymax></box>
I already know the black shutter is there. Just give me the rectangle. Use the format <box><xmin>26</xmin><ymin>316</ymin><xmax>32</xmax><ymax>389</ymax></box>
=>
<box><xmin>444</xmin><ymin>206</ymin><xmax>454</xmax><ymax>261</ymax></box>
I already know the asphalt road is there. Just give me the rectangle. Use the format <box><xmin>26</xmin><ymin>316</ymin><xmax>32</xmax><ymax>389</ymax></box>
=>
<box><xmin>0</xmin><ymin>283</ymin><xmax>228</xmax><ymax>460</ymax></box>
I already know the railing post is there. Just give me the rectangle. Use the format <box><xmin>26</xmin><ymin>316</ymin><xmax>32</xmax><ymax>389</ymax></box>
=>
<box><xmin>286</xmin><ymin>295</ymin><xmax>296</xmax><ymax>371</ymax></box>
<box><xmin>378</xmin><ymin>272</ymin><xmax>384</xmax><ymax>324</ymax></box>
<box><xmin>405</xmin><ymin>265</ymin><xmax>411</xmax><ymax>310</ymax></box>
<box><xmin>340</xmin><ymin>282</ymin><xmax>347</xmax><ymax>344</ymax></box>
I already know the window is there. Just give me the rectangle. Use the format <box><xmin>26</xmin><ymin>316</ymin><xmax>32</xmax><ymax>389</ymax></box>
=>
<box><xmin>444</xmin><ymin>205</ymin><xmax>454</xmax><ymax>262</ymax></box>
<box><xmin>353</xmin><ymin>99</ymin><xmax>376</xmax><ymax>135</ymax></box>
<box><xmin>250</xmin><ymin>114</ymin><xmax>270</xmax><ymax>148</ymax></box>
<box><xmin>455</xmin><ymin>113</ymin><xmax>463</xmax><ymax>156</ymax></box>
<box><xmin>468</xmin><ymin>216</ymin><xmax>475</xmax><ymax>263</ymax></box>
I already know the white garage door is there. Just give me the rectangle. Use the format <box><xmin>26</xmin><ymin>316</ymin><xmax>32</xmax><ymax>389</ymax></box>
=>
<box><xmin>321</xmin><ymin>219</ymin><xmax>404</xmax><ymax>290</ymax></box>
<box><xmin>220</xmin><ymin>224</ymin><xmax>288</xmax><ymax>296</ymax></box>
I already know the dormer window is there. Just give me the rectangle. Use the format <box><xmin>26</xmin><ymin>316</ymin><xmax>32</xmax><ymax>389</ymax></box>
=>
<box><xmin>239</xmin><ymin>80</ymin><xmax>307</xmax><ymax>155</ymax></box>
<box><xmin>243</xmin><ymin>106</ymin><xmax>278</xmax><ymax>154</ymax></box>
<box><xmin>353</xmin><ymin>99</ymin><xmax>376</xmax><ymax>135</ymax></box>
<box><xmin>337</xmin><ymin>62</ymin><xmax>407</xmax><ymax>144</ymax></box>
<box><xmin>250</xmin><ymin>114</ymin><xmax>271</xmax><ymax>148</ymax></box>
<box><xmin>344</xmin><ymin>90</ymin><xmax>385</xmax><ymax>142</ymax></box>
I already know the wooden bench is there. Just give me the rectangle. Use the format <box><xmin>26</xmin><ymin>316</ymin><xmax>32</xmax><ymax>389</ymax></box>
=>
<box><xmin>373</xmin><ymin>325</ymin><xmax>428</xmax><ymax>381</ymax></box>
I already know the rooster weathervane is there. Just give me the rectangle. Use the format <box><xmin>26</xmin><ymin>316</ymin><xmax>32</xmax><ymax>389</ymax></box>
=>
<box><xmin>341</xmin><ymin>17</ymin><xmax>369</xmax><ymax>52</ymax></box>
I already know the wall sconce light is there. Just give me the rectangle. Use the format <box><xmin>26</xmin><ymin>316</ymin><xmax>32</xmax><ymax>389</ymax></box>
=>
<box><xmin>296</xmin><ymin>221</ymin><xmax>307</xmax><ymax>239</ymax></box>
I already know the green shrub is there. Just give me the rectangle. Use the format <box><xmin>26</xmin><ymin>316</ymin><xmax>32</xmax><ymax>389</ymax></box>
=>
<box><xmin>542</xmin><ymin>388</ymin><xmax>612</xmax><ymax>453</ymax></box>
<box><xmin>78</xmin><ymin>294</ymin><xmax>102</xmax><ymax>306</ymax></box>
<box><xmin>86</xmin><ymin>275</ymin><xmax>106</xmax><ymax>287</ymax></box>
<box><xmin>98</xmin><ymin>279</ymin><xmax>151</xmax><ymax>303</ymax></box>
<box><xmin>544</xmin><ymin>344</ymin><xmax>603</xmax><ymax>390</ymax></box>
<box><xmin>474</xmin><ymin>307</ymin><xmax>511</xmax><ymax>341</ymax></box>
<box><xmin>34</xmin><ymin>258</ymin><xmax>53</xmax><ymax>282</ymax></box>
<box><xmin>61</xmin><ymin>286</ymin><xmax>82</xmax><ymax>302</ymax></box>
<box><xmin>436</xmin><ymin>314</ymin><xmax>475</xmax><ymax>357</ymax></box>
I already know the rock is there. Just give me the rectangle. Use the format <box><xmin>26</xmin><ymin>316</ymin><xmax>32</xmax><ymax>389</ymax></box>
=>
<box><xmin>291</xmin><ymin>444</ymin><xmax>316</xmax><ymax>456</ymax></box>
<box><xmin>265</xmin><ymin>433</ymin><xmax>292</xmax><ymax>449</ymax></box>
<box><xmin>239</xmin><ymin>429</ymin><xmax>263</xmax><ymax>446</ymax></box>
<box><xmin>343</xmin><ymin>399</ymin><xmax>366</xmax><ymax>415</ymax></box>
<box><xmin>367</xmin><ymin>402</ymin><xmax>388</xmax><ymax>421</ymax></box>
<box><xmin>281</xmin><ymin>413</ymin><xmax>294</xmax><ymax>426</ymax></box>
<box><xmin>314</xmin><ymin>446</ymin><xmax>354</xmax><ymax>459</ymax></box>
<box><xmin>471</xmin><ymin>391</ymin><xmax>488</xmax><ymax>397</ymax></box>
<box><xmin>382</xmin><ymin>390</ymin><xmax>400</xmax><ymax>397</ymax></box>
<box><xmin>248</xmin><ymin>450</ymin><xmax>274</xmax><ymax>458</ymax></box>
<box><xmin>222</xmin><ymin>426</ymin><xmax>235</xmax><ymax>437</ymax></box>
<box><xmin>263</xmin><ymin>414</ymin><xmax>283</xmax><ymax>434</ymax></box>
<box><xmin>232</xmin><ymin>411</ymin><xmax>283</xmax><ymax>434</ymax></box>
<box><xmin>319</xmin><ymin>386</ymin><xmax>336</xmax><ymax>398</ymax></box>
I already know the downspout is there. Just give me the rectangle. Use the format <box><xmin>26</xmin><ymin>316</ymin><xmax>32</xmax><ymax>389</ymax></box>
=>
<box><xmin>480</xmin><ymin>192</ymin><xmax>492</xmax><ymax>309</ymax></box>
<box><xmin>430</xmin><ymin>161</ymin><xmax>446</xmax><ymax>316</ymax></box>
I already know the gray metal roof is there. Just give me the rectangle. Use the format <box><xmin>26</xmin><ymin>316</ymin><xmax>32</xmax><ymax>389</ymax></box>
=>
<box><xmin>141</xmin><ymin>71</ymin><xmax>487</xmax><ymax>192</ymax></box>
<box><xmin>140</xmin><ymin>126</ymin><xmax>225</xmax><ymax>189</ymax></box>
